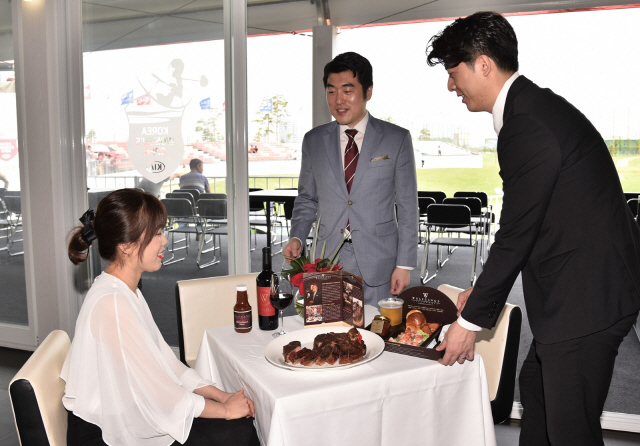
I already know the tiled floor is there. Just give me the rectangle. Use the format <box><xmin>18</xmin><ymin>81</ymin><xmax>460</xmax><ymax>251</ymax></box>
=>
<box><xmin>3</xmin><ymin>346</ymin><xmax>640</xmax><ymax>445</ymax></box>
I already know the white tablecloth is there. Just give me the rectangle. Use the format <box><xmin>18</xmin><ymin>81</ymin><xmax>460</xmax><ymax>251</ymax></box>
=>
<box><xmin>194</xmin><ymin>306</ymin><xmax>496</xmax><ymax>446</ymax></box>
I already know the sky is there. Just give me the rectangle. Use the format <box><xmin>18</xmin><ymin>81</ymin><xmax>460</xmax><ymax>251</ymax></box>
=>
<box><xmin>338</xmin><ymin>7</ymin><xmax>640</xmax><ymax>144</ymax></box>
<box><xmin>3</xmin><ymin>6</ymin><xmax>640</xmax><ymax>157</ymax></box>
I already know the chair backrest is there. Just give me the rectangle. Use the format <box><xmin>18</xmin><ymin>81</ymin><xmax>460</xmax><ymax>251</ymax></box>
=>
<box><xmin>166</xmin><ymin>192</ymin><xmax>195</xmax><ymax>208</ymax></box>
<box><xmin>9</xmin><ymin>330</ymin><xmax>71</xmax><ymax>446</ymax></box>
<box><xmin>200</xmin><ymin>193</ymin><xmax>227</xmax><ymax>200</ymax></box>
<box><xmin>444</xmin><ymin>197</ymin><xmax>482</xmax><ymax>216</ymax></box>
<box><xmin>418</xmin><ymin>190</ymin><xmax>446</xmax><ymax>204</ymax></box>
<box><xmin>179</xmin><ymin>188</ymin><xmax>201</xmax><ymax>202</ymax></box>
<box><xmin>418</xmin><ymin>197</ymin><xmax>436</xmax><ymax>215</ymax></box>
<box><xmin>437</xmin><ymin>284</ymin><xmax>522</xmax><ymax>424</ymax></box>
<box><xmin>426</xmin><ymin>203</ymin><xmax>471</xmax><ymax>226</ymax></box>
<box><xmin>628</xmin><ymin>198</ymin><xmax>639</xmax><ymax>218</ymax></box>
<box><xmin>454</xmin><ymin>191</ymin><xmax>488</xmax><ymax>208</ymax></box>
<box><xmin>283</xmin><ymin>199</ymin><xmax>295</xmax><ymax>220</ymax></box>
<box><xmin>4</xmin><ymin>195</ymin><xmax>22</xmax><ymax>214</ymax></box>
<box><xmin>197</xmin><ymin>199</ymin><xmax>227</xmax><ymax>219</ymax></box>
<box><xmin>161</xmin><ymin>198</ymin><xmax>196</xmax><ymax>218</ymax></box>
<box><xmin>176</xmin><ymin>273</ymin><xmax>259</xmax><ymax>367</ymax></box>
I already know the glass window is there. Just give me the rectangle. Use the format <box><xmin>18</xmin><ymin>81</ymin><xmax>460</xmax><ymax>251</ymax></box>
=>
<box><xmin>83</xmin><ymin>1</ymin><xmax>226</xmax><ymax>345</ymax></box>
<box><xmin>0</xmin><ymin>2</ymin><xmax>28</xmax><ymax>327</ymax></box>
<box><xmin>247</xmin><ymin>4</ymin><xmax>313</xmax><ymax>273</ymax></box>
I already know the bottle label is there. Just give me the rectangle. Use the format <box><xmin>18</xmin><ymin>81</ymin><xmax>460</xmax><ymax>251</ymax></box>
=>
<box><xmin>257</xmin><ymin>286</ymin><xmax>276</xmax><ymax>316</ymax></box>
<box><xmin>234</xmin><ymin>310</ymin><xmax>252</xmax><ymax>329</ymax></box>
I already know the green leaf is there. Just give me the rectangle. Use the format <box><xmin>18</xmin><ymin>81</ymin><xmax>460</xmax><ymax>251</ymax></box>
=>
<box><xmin>311</xmin><ymin>215</ymin><xmax>321</xmax><ymax>261</ymax></box>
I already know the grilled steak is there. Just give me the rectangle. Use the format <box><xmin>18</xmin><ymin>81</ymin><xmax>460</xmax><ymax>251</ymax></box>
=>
<box><xmin>301</xmin><ymin>349</ymin><xmax>321</xmax><ymax>366</ymax></box>
<box><xmin>283</xmin><ymin>329</ymin><xmax>367</xmax><ymax>367</ymax></box>
<box><xmin>283</xmin><ymin>341</ymin><xmax>301</xmax><ymax>364</ymax></box>
<box><xmin>292</xmin><ymin>347</ymin><xmax>312</xmax><ymax>365</ymax></box>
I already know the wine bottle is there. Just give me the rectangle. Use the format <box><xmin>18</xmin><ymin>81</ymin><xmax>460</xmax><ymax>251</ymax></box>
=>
<box><xmin>257</xmin><ymin>247</ymin><xmax>278</xmax><ymax>330</ymax></box>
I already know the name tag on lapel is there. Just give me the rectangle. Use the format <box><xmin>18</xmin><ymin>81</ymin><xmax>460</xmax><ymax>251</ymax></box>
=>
<box><xmin>370</xmin><ymin>155</ymin><xmax>390</xmax><ymax>162</ymax></box>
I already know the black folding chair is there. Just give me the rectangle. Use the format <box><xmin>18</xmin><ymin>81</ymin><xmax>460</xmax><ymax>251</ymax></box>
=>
<box><xmin>624</xmin><ymin>192</ymin><xmax>640</xmax><ymax>203</ymax></box>
<box><xmin>3</xmin><ymin>195</ymin><xmax>23</xmax><ymax>256</ymax></box>
<box><xmin>195</xmin><ymin>199</ymin><xmax>228</xmax><ymax>268</ymax></box>
<box><xmin>161</xmin><ymin>198</ymin><xmax>203</xmax><ymax>265</ymax></box>
<box><xmin>0</xmin><ymin>197</ymin><xmax>11</xmax><ymax>252</ymax></box>
<box><xmin>628</xmin><ymin>198</ymin><xmax>639</xmax><ymax>224</ymax></box>
<box><xmin>418</xmin><ymin>196</ymin><xmax>436</xmax><ymax>244</ymax></box>
<box><xmin>418</xmin><ymin>190</ymin><xmax>446</xmax><ymax>204</ymax></box>
<box><xmin>200</xmin><ymin>193</ymin><xmax>227</xmax><ymax>200</ymax></box>
<box><xmin>167</xmin><ymin>192</ymin><xmax>197</xmax><ymax>209</ymax></box>
<box><xmin>444</xmin><ymin>197</ymin><xmax>486</xmax><ymax>265</ymax></box>
<box><xmin>455</xmin><ymin>191</ymin><xmax>494</xmax><ymax>251</ymax></box>
<box><xmin>420</xmin><ymin>204</ymin><xmax>478</xmax><ymax>287</ymax></box>
<box><xmin>179</xmin><ymin>188</ymin><xmax>201</xmax><ymax>202</ymax></box>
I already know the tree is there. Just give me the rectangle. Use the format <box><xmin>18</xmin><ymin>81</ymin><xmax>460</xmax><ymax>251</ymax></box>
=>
<box><xmin>195</xmin><ymin>108</ymin><xmax>224</xmax><ymax>142</ymax></box>
<box><xmin>609</xmin><ymin>139</ymin><xmax>618</xmax><ymax>156</ymax></box>
<box><xmin>381</xmin><ymin>116</ymin><xmax>395</xmax><ymax>124</ymax></box>
<box><xmin>253</xmin><ymin>94</ymin><xmax>289</xmax><ymax>143</ymax></box>
<box><xmin>86</xmin><ymin>129</ymin><xmax>96</xmax><ymax>143</ymax></box>
<box><xmin>418</xmin><ymin>127</ymin><xmax>431</xmax><ymax>141</ymax></box>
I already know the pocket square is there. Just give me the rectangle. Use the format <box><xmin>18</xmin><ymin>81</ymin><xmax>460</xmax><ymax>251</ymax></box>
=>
<box><xmin>370</xmin><ymin>155</ymin><xmax>390</xmax><ymax>162</ymax></box>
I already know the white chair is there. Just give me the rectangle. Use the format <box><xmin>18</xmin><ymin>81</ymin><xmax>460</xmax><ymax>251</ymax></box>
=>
<box><xmin>176</xmin><ymin>273</ymin><xmax>259</xmax><ymax>367</ymax></box>
<box><xmin>9</xmin><ymin>330</ymin><xmax>71</xmax><ymax>446</ymax></box>
<box><xmin>438</xmin><ymin>284</ymin><xmax>522</xmax><ymax>424</ymax></box>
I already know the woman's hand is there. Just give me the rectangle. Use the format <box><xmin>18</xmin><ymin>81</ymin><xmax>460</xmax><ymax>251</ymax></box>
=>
<box><xmin>222</xmin><ymin>389</ymin><xmax>255</xmax><ymax>419</ymax></box>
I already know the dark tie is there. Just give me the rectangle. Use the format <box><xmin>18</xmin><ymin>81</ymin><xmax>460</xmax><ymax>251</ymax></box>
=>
<box><xmin>344</xmin><ymin>129</ymin><xmax>359</xmax><ymax>193</ymax></box>
<box><xmin>344</xmin><ymin>129</ymin><xmax>359</xmax><ymax>232</ymax></box>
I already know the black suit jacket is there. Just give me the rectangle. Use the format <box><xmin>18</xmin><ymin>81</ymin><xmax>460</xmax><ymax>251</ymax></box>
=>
<box><xmin>462</xmin><ymin>76</ymin><xmax>640</xmax><ymax>344</ymax></box>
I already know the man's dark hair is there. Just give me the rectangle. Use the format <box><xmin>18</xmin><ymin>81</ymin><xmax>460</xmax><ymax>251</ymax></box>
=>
<box><xmin>189</xmin><ymin>158</ymin><xmax>203</xmax><ymax>170</ymax></box>
<box><xmin>426</xmin><ymin>11</ymin><xmax>518</xmax><ymax>73</ymax></box>
<box><xmin>323</xmin><ymin>52</ymin><xmax>373</xmax><ymax>96</ymax></box>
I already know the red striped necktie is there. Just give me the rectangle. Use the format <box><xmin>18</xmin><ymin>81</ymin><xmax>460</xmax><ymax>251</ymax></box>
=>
<box><xmin>344</xmin><ymin>129</ymin><xmax>359</xmax><ymax>193</ymax></box>
<box><xmin>344</xmin><ymin>129</ymin><xmax>359</xmax><ymax>233</ymax></box>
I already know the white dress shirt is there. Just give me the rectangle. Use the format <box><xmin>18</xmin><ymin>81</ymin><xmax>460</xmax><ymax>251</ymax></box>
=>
<box><xmin>61</xmin><ymin>273</ymin><xmax>214</xmax><ymax>446</ymax></box>
<box><xmin>457</xmin><ymin>71</ymin><xmax>520</xmax><ymax>333</ymax></box>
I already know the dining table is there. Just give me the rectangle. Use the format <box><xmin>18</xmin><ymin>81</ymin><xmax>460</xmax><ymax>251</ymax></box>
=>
<box><xmin>249</xmin><ymin>189</ymin><xmax>298</xmax><ymax>249</ymax></box>
<box><xmin>194</xmin><ymin>305</ymin><xmax>497</xmax><ymax>446</ymax></box>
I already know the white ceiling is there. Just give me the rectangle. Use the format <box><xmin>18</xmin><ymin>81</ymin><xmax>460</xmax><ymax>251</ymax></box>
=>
<box><xmin>0</xmin><ymin>0</ymin><xmax>639</xmax><ymax>58</ymax></box>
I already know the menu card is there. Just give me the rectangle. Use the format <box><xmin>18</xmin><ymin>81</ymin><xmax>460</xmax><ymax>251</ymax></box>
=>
<box><xmin>382</xmin><ymin>286</ymin><xmax>458</xmax><ymax>360</ymax></box>
<box><xmin>301</xmin><ymin>271</ymin><xmax>364</xmax><ymax>328</ymax></box>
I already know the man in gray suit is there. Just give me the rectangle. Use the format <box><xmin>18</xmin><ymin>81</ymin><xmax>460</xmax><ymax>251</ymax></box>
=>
<box><xmin>283</xmin><ymin>52</ymin><xmax>418</xmax><ymax>306</ymax></box>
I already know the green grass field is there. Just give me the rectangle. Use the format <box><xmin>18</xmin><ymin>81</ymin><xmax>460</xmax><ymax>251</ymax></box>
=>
<box><xmin>416</xmin><ymin>154</ymin><xmax>502</xmax><ymax>197</ymax></box>
<box><xmin>173</xmin><ymin>153</ymin><xmax>640</xmax><ymax>204</ymax></box>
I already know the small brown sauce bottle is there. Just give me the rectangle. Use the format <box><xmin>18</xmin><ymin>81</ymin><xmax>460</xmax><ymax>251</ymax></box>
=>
<box><xmin>234</xmin><ymin>285</ymin><xmax>252</xmax><ymax>333</ymax></box>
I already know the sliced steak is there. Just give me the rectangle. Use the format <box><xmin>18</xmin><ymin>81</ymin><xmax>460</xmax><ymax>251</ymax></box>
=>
<box><xmin>301</xmin><ymin>349</ymin><xmax>321</xmax><ymax>366</ymax></box>
<box><xmin>283</xmin><ymin>341</ymin><xmax>301</xmax><ymax>364</ymax></box>
<box><xmin>292</xmin><ymin>347</ymin><xmax>312</xmax><ymax>365</ymax></box>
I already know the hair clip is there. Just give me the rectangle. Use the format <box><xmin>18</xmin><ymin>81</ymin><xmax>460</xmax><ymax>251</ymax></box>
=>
<box><xmin>79</xmin><ymin>209</ymin><xmax>97</xmax><ymax>245</ymax></box>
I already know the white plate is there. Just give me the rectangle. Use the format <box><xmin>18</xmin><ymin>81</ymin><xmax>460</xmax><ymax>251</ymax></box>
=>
<box><xmin>264</xmin><ymin>326</ymin><xmax>384</xmax><ymax>371</ymax></box>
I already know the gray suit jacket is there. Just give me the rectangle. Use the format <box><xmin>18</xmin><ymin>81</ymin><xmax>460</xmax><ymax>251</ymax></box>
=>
<box><xmin>290</xmin><ymin>115</ymin><xmax>418</xmax><ymax>287</ymax></box>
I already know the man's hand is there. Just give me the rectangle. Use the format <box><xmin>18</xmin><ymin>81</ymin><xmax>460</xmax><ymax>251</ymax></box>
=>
<box><xmin>456</xmin><ymin>286</ymin><xmax>474</xmax><ymax>316</ymax></box>
<box><xmin>436</xmin><ymin>321</ymin><xmax>477</xmax><ymax>366</ymax></box>
<box><xmin>283</xmin><ymin>238</ymin><xmax>302</xmax><ymax>259</ymax></box>
<box><xmin>390</xmin><ymin>268</ymin><xmax>410</xmax><ymax>295</ymax></box>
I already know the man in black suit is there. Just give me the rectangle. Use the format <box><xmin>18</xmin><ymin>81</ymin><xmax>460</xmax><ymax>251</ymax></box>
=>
<box><xmin>426</xmin><ymin>11</ymin><xmax>640</xmax><ymax>446</ymax></box>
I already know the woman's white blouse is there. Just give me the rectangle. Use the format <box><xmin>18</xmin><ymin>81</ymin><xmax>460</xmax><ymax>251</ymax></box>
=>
<box><xmin>61</xmin><ymin>273</ymin><xmax>214</xmax><ymax>446</ymax></box>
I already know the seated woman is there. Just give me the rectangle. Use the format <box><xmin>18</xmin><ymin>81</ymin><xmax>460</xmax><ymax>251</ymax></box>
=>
<box><xmin>63</xmin><ymin>189</ymin><xmax>259</xmax><ymax>446</ymax></box>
